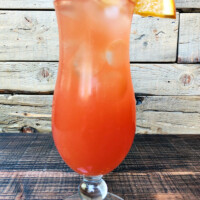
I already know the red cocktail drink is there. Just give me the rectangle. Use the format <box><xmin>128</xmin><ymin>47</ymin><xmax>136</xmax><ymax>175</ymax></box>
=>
<box><xmin>52</xmin><ymin>0</ymin><xmax>136</xmax><ymax>177</ymax></box>
<box><xmin>52</xmin><ymin>0</ymin><xmax>176</xmax><ymax>199</ymax></box>
<box><xmin>52</xmin><ymin>0</ymin><xmax>141</xmax><ymax>199</ymax></box>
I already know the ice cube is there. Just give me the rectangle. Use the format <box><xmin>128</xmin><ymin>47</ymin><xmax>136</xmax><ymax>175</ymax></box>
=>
<box><xmin>72</xmin><ymin>43</ymin><xmax>93</xmax><ymax>99</ymax></box>
<box><xmin>105</xmin><ymin>51</ymin><xmax>112</xmax><ymax>65</ymax></box>
<box><xmin>105</xmin><ymin>40</ymin><xmax>128</xmax><ymax>68</ymax></box>
<box><xmin>73</xmin><ymin>43</ymin><xmax>91</xmax><ymax>74</ymax></box>
<box><xmin>104</xmin><ymin>6</ymin><xmax>119</xmax><ymax>19</ymax></box>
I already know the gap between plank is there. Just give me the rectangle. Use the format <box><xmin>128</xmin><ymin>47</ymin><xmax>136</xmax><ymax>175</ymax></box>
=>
<box><xmin>0</xmin><ymin>8</ymin><xmax>200</xmax><ymax>13</ymax></box>
<box><xmin>0</xmin><ymin>8</ymin><xmax>55</xmax><ymax>11</ymax></box>
<box><xmin>0</xmin><ymin>91</ymin><xmax>199</xmax><ymax>97</ymax></box>
<box><xmin>0</xmin><ymin>61</ymin><xmax>178</xmax><ymax>64</ymax></box>
<box><xmin>176</xmin><ymin>12</ymin><xmax>180</xmax><ymax>63</ymax></box>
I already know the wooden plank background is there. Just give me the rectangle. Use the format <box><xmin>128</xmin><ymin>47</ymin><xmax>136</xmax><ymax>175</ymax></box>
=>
<box><xmin>1</xmin><ymin>63</ymin><xmax>199</xmax><ymax>95</ymax></box>
<box><xmin>0</xmin><ymin>1</ymin><xmax>200</xmax><ymax>134</ymax></box>
<box><xmin>178</xmin><ymin>14</ymin><xmax>200</xmax><ymax>63</ymax></box>
<box><xmin>0</xmin><ymin>95</ymin><xmax>199</xmax><ymax>134</ymax></box>
<box><xmin>0</xmin><ymin>11</ymin><xmax>178</xmax><ymax>62</ymax></box>
<box><xmin>0</xmin><ymin>0</ymin><xmax>199</xmax><ymax>9</ymax></box>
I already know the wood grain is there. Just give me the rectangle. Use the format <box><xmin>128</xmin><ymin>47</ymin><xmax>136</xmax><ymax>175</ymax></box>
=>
<box><xmin>0</xmin><ymin>11</ymin><xmax>178</xmax><ymax>62</ymax></box>
<box><xmin>0</xmin><ymin>0</ymin><xmax>53</xmax><ymax>9</ymax></box>
<box><xmin>178</xmin><ymin>13</ymin><xmax>200</xmax><ymax>63</ymax></box>
<box><xmin>0</xmin><ymin>95</ymin><xmax>199</xmax><ymax>134</ymax></box>
<box><xmin>130</xmin><ymin>13</ymin><xmax>178</xmax><ymax>62</ymax></box>
<box><xmin>131</xmin><ymin>63</ymin><xmax>200</xmax><ymax>96</ymax></box>
<box><xmin>0</xmin><ymin>95</ymin><xmax>52</xmax><ymax>133</ymax></box>
<box><xmin>0</xmin><ymin>134</ymin><xmax>199</xmax><ymax>199</ymax></box>
<box><xmin>0</xmin><ymin>0</ymin><xmax>199</xmax><ymax>9</ymax></box>
<box><xmin>136</xmin><ymin>96</ymin><xmax>200</xmax><ymax>134</ymax></box>
<box><xmin>0</xmin><ymin>2</ymin><xmax>199</xmax><ymax>136</ymax></box>
<box><xmin>0</xmin><ymin>11</ymin><xmax>58</xmax><ymax>61</ymax></box>
<box><xmin>176</xmin><ymin>0</ymin><xmax>200</xmax><ymax>9</ymax></box>
<box><xmin>0</xmin><ymin>62</ymin><xmax>57</xmax><ymax>93</ymax></box>
<box><xmin>1</xmin><ymin>62</ymin><xmax>199</xmax><ymax>95</ymax></box>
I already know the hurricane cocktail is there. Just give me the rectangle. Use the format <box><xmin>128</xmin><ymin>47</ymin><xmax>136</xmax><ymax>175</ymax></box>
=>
<box><xmin>52</xmin><ymin>0</ymin><xmax>176</xmax><ymax>199</ymax></box>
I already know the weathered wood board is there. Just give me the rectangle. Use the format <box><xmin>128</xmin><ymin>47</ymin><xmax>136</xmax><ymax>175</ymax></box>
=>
<box><xmin>0</xmin><ymin>0</ymin><xmax>54</xmax><ymax>9</ymax></box>
<box><xmin>0</xmin><ymin>62</ymin><xmax>57</xmax><ymax>93</ymax></box>
<box><xmin>137</xmin><ymin>96</ymin><xmax>200</xmax><ymax>134</ymax></box>
<box><xmin>0</xmin><ymin>95</ymin><xmax>52</xmax><ymax>133</ymax></box>
<box><xmin>0</xmin><ymin>0</ymin><xmax>199</xmax><ymax>9</ymax></box>
<box><xmin>0</xmin><ymin>1</ymin><xmax>199</xmax><ymax>135</ymax></box>
<box><xmin>178</xmin><ymin>13</ymin><xmax>200</xmax><ymax>63</ymax></box>
<box><xmin>0</xmin><ymin>11</ymin><xmax>58</xmax><ymax>61</ymax></box>
<box><xmin>0</xmin><ymin>134</ymin><xmax>199</xmax><ymax>200</ymax></box>
<box><xmin>0</xmin><ymin>11</ymin><xmax>178</xmax><ymax>62</ymax></box>
<box><xmin>131</xmin><ymin>63</ymin><xmax>200</xmax><ymax>95</ymax></box>
<box><xmin>176</xmin><ymin>0</ymin><xmax>200</xmax><ymax>9</ymax></box>
<box><xmin>0</xmin><ymin>95</ymin><xmax>199</xmax><ymax>134</ymax></box>
<box><xmin>0</xmin><ymin>0</ymin><xmax>53</xmax><ymax>9</ymax></box>
<box><xmin>1</xmin><ymin>62</ymin><xmax>199</xmax><ymax>95</ymax></box>
<box><xmin>130</xmin><ymin>13</ymin><xmax>178</xmax><ymax>62</ymax></box>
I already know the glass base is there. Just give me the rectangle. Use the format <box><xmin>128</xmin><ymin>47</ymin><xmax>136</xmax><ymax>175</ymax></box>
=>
<box><xmin>65</xmin><ymin>192</ymin><xmax>123</xmax><ymax>200</ymax></box>
<box><xmin>64</xmin><ymin>175</ymin><xmax>123</xmax><ymax>200</ymax></box>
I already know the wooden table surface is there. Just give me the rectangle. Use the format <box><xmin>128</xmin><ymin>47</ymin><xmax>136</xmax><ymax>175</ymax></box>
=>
<box><xmin>0</xmin><ymin>134</ymin><xmax>199</xmax><ymax>200</ymax></box>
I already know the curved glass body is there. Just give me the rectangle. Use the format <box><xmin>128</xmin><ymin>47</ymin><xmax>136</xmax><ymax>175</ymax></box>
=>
<box><xmin>52</xmin><ymin>0</ymin><xmax>136</xmax><ymax>177</ymax></box>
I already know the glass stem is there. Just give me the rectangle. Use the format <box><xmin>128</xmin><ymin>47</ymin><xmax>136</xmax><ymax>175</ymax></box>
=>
<box><xmin>79</xmin><ymin>175</ymin><xmax>108</xmax><ymax>199</ymax></box>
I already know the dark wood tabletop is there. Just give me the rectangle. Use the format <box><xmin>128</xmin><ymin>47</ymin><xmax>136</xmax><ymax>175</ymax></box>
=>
<box><xmin>0</xmin><ymin>134</ymin><xmax>199</xmax><ymax>200</ymax></box>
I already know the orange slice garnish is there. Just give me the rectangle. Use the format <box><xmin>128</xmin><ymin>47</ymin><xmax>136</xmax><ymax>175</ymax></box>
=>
<box><xmin>131</xmin><ymin>0</ymin><xmax>176</xmax><ymax>18</ymax></box>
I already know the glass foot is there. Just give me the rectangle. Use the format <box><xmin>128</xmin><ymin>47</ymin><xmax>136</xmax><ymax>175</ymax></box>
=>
<box><xmin>64</xmin><ymin>175</ymin><xmax>123</xmax><ymax>200</ymax></box>
<box><xmin>65</xmin><ymin>192</ymin><xmax>123</xmax><ymax>200</ymax></box>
